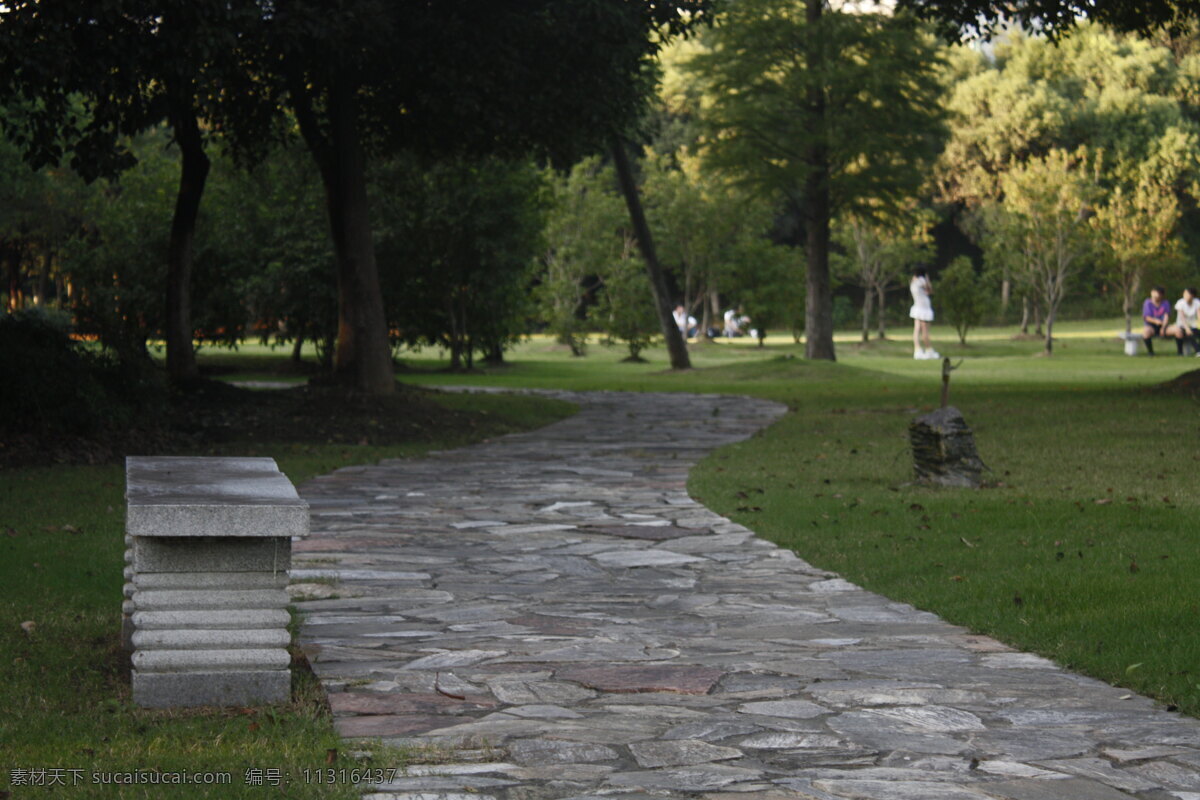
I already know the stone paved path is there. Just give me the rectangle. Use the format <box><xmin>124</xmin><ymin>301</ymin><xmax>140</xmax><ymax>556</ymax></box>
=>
<box><xmin>294</xmin><ymin>390</ymin><xmax>1200</xmax><ymax>800</ymax></box>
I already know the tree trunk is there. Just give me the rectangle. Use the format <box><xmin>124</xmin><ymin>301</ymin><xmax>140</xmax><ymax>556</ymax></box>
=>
<box><xmin>860</xmin><ymin>287</ymin><xmax>872</xmax><ymax>343</ymax></box>
<box><xmin>1044</xmin><ymin>306</ymin><xmax>1055</xmax><ymax>355</ymax></box>
<box><xmin>1033</xmin><ymin>302</ymin><xmax>1043</xmax><ymax>337</ymax></box>
<box><xmin>709</xmin><ymin>288</ymin><xmax>721</xmax><ymax>339</ymax></box>
<box><xmin>291</xmin><ymin>334</ymin><xmax>304</xmax><ymax>363</ymax></box>
<box><xmin>876</xmin><ymin>285</ymin><xmax>887</xmax><ymax>339</ymax></box>
<box><xmin>610</xmin><ymin>136</ymin><xmax>690</xmax><ymax>370</ymax></box>
<box><xmin>164</xmin><ymin>93</ymin><xmax>209</xmax><ymax>384</ymax></box>
<box><xmin>1123</xmin><ymin>272</ymin><xmax>1140</xmax><ymax>335</ymax></box>
<box><xmin>1000</xmin><ymin>275</ymin><xmax>1010</xmax><ymax>313</ymax></box>
<box><xmin>1019</xmin><ymin>295</ymin><xmax>1030</xmax><ymax>334</ymax></box>
<box><xmin>34</xmin><ymin>248</ymin><xmax>50</xmax><ymax>305</ymax></box>
<box><xmin>300</xmin><ymin>75</ymin><xmax>395</xmax><ymax>395</ymax></box>
<box><xmin>3</xmin><ymin>242</ymin><xmax>19</xmax><ymax>311</ymax></box>
<box><xmin>802</xmin><ymin>0</ymin><xmax>835</xmax><ymax>361</ymax></box>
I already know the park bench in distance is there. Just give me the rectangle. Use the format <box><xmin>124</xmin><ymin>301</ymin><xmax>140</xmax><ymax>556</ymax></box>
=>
<box><xmin>123</xmin><ymin>456</ymin><xmax>308</xmax><ymax>708</ymax></box>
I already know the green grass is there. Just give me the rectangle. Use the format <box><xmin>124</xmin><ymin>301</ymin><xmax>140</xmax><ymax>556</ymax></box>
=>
<box><xmin>393</xmin><ymin>320</ymin><xmax>1200</xmax><ymax>715</ymax></box>
<box><xmin>0</xmin><ymin>391</ymin><xmax>572</xmax><ymax>798</ymax></box>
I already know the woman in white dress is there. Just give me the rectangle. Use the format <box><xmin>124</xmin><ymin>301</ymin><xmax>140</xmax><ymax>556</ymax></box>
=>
<box><xmin>909</xmin><ymin>268</ymin><xmax>939</xmax><ymax>360</ymax></box>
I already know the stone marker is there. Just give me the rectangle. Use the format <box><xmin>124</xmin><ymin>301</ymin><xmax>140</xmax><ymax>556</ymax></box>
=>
<box><xmin>124</xmin><ymin>456</ymin><xmax>308</xmax><ymax>707</ymax></box>
<box><xmin>908</xmin><ymin>405</ymin><xmax>985</xmax><ymax>488</ymax></box>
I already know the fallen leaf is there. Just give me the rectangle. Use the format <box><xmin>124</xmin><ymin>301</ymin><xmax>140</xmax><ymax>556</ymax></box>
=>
<box><xmin>326</xmin><ymin>748</ymin><xmax>338</xmax><ymax>765</ymax></box>
<box><xmin>1094</xmin><ymin>498</ymin><xmax>1112</xmax><ymax>505</ymax></box>
<box><xmin>19</xmin><ymin>620</ymin><xmax>35</xmax><ymax>634</ymax></box>
<box><xmin>960</xmin><ymin>537</ymin><xmax>975</xmax><ymax>548</ymax></box>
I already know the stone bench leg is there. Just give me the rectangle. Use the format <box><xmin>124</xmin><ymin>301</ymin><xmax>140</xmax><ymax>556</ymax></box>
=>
<box><xmin>127</xmin><ymin>536</ymin><xmax>294</xmax><ymax>707</ymax></box>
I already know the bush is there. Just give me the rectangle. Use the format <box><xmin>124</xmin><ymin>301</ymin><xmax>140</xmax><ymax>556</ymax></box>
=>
<box><xmin>0</xmin><ymin>309</ymin><xmax>162</xmax><ymax>435</ymax></box>
<box><xmin>939</xmin><ymin>256</ymin><xmax>990</xmax><ymax>344</ymax></box>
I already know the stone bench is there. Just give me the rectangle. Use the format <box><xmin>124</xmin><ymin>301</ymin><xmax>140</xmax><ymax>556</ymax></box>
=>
<box><xmin>123</xmin><ymin>456</ymin><xmax>308</xmax><ymax>708</ymax></box>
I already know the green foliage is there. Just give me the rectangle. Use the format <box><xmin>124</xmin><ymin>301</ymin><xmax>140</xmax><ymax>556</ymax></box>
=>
<box><xmin>901</xmin><ymin>0</ymin><xmax>1195</xmax><ymax>43</ymax></box>
<box><xmin>721</xmin><ymin>235</ymin><xmax>805</xmax><ymax>345</ymax></box>
<box><xmin>938</xmin><ymin>26</ymin><xmax>1200</xmax><ymax>206</ymax></box>
<box><xmin>57</xmin><ymin>131</ymin><xmax>177</xmax><ymax>354</ymax></box>
<box><xmin>685</xmin><ymin>0</ymin><xmax>947</xmax><ymax>219</ymax></box>
<box><xmin>204</xmin><ymin>144</ymin><xmax>337</xmax><ymax>364</ymax></box>
<box><xmin>987</xmin><ymin>148</ymin><xmax>1101</xmax><ymax>353</ymax></box>
<box><xmin>1091</xmin><ymin>177</ymin><xmax>1187</xmax><ymax>333</ymax></box>
<box><xmin>833</xmin><ymin>210</ymin><xmax>933</xmax><ymax>340</ymax></box>
<box><xmin>597</xmin><ymin>239</ymin><xmax>661</xmax><ymax>361</ymax></box>
<box><xmin>0</xmin><ymin>308</ymin><xmax>162</xmax><ymax>435</ymax></box>
<box><xmin>937</xmin><ymin>24</ymin><xmax>1200</xmax><ymax>326</ymax></box>
<box><xmin>643</xmin><ymin>148</ymin><xmax>789</xmax><ymax>337</ymax></box>
<box><xmin>537</xmin><ymin>158</ymin><xmax>628</xmax><ymax>356</ymax></box>
<box><xmin>376</xmin><ymin>155</ymin><xmax>548</xmax><ymax>369</ymax></box>
<box><xmin>939</xmin><ymin>255</ymin><xmax>990</xmax><ymax>343</ymax></box>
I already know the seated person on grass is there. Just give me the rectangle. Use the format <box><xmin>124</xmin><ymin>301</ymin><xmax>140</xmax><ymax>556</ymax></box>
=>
<box><xmin>1172</xmin><ymin>287</ymin><xmax>1200</xmax><ymax>356</ymax></box>
<box><xmin>723</xmin><ymin>306</ymin><xmax>750</xmax><ymax>338</ymax></box>
<box><xmin>1142</xmin><ymin>286</ymin><xmax>1172</xmax><ymax>356</ymax></box>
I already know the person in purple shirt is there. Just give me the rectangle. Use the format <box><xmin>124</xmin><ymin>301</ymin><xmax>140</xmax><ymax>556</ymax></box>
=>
<box><xmin>1142</xmin><ymin>286</ymin><xmax>1172</xmax><ymax>356</ymax></box>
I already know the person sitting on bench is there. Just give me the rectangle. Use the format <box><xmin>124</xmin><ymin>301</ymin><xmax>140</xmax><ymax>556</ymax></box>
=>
<box><xmin>1142</xmin><ymin>286</ymin><xmax>1172</xmax><ymax>356</ymax></box>
<box><xmin>1171</xmin><ymin>287</ymin><xmax>1200</xmax><ymax>356</ymax></box>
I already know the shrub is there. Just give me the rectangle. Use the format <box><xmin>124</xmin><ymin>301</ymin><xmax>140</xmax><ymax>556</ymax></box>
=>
<box><xmin>939</xmin><ymin>256</ymin><xmax>990</xmax><ymax>345</ymax></box>
<box><xmin>0</xmin><ymin>309</ymin><xmax>161</xmax><ymax>435</ymax></box>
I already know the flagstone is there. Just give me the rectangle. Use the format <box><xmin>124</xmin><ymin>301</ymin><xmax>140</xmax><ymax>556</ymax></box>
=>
<box><xmin>555</xmin><ymin>664</ymin><xmax>725</xmax><ymax>695</ymax></box>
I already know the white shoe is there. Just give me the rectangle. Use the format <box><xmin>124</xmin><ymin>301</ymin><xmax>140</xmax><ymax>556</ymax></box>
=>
<box><xmin>927</xmin><ymin>349</ymin><xmax>941</xmax><ymax>360</ymax></box>
<box><xmin>914</xmin><ymin>349</ymin><xmax>925</xmax><ymax>360</ymax></box>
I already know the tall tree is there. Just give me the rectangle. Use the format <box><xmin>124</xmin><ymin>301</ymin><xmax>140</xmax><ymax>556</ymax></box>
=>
<box><xmin>1093</xmin><ymin>182</ymin><xmax>1184</xmax><ymax>334</ymax></box>
<box><xmin>610</xmin><ymin>138</ymin><xmax>691</xmax><ymax>369</ymax></box>
<box><xmin>684</xmin><ymin>0</ymin><xmax>946</xmax><ymax>360</ymax></box>
<box><xmin>255</xmin><ymin>0</ymin><xmax>713</xmax><ymax>393</ymax></box>
<box><xmin>0</xmin><ymin>1</ymin><xmax>264</xmax><ymax>381</ymax></box>
<box><xmin>833</xmin><ymin>210</ymin><xmax>933</xmax><ymax>343</ymax></box>
<box><xmin>991</xmin><ymin>149</ymin><xmax>1100</xmax><ymax>355</ymax></box>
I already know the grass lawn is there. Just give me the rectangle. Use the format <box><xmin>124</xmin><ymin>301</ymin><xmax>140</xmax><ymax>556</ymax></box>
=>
<box><xmin>393</xmin><ymin>320</ymin><xmax>1200</xmax><ymax>716</ymax></box>
<box><xmin>0</xmin><ymin>391</ymin><xmax>573</xmax><ymax>798</ymax></box>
